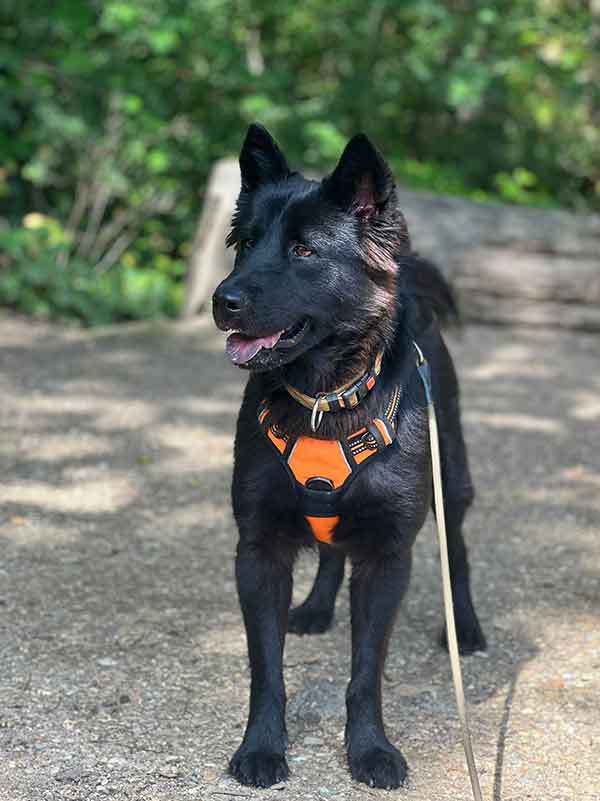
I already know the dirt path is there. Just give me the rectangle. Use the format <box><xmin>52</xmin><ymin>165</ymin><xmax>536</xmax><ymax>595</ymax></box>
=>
<box><xmin>0</xmin><ymin>312</ymin><xmax>598</xmax><ymax>801</ymax></box>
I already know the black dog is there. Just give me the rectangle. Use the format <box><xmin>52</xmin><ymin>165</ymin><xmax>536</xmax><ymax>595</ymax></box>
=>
<box><xmin>212</xmin><ymin>124</ymin><xmax>486</xmax><ymax>790</ymax></box>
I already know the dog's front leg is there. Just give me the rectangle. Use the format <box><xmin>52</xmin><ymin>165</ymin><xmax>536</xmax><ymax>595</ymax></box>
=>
<box><xmin>346</xmin><ymin>548</ymin><xmax>411</xmax><ymax>789</ymax></box>
<box><xmin>288</xmin><ymin>543</ymin><xmax>345</xmax><ymax>635</ymax></box>
<box><xmin>229</xmin><ymin>537</ymin><xmax>293</xmax><ymax>788</ymax></box>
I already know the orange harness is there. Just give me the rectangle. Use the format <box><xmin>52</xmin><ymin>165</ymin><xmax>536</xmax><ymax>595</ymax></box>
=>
<box><xmin>258</xmin><ymin>386</ymin><xmax>401</xmax><ymax>544</ymax></box>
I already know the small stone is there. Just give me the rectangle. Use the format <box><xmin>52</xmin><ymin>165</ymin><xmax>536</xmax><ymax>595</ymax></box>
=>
<box><xmin>303</xmin><ymin>736</ymin><xmax>324</xmax><ymax>746</ymax></box>
<box><xmin>288</xmin><ymin>679</ymin><xmax>344</xmax><ymax>729</ymax></box>
<box><xmin>54</xmin><ymin>766</ymin><xmax>92</xmax><ymax>784</ymax></box>
<box><xmin>107</xmin><ymin>757</ymin><xmax>129</xmax><ymax>769</ymax></box>
<box><xmin>157</xmin><ymin>765</ymin><xmax>181</xmax><ymax>778</ymax></box>
<box><xmin>96</xmin><ymin>657</ymin><xmax>117</xmax><ymax>668</ymax></box>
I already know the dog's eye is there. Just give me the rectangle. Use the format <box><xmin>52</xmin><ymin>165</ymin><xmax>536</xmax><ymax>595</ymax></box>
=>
<box><xmin>292</xmin><ymin>244</ymin><xmax>313</xmax><ymax>258</ymax></box>
<box><xmin>241</xmin><ymin>238</ymin><xmax>254</xmax><ymax>251</ymax></box>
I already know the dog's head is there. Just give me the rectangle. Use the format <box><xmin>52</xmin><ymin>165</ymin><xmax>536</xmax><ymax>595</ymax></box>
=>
<box><xmin>213</xmin><ymin>124</ymin><xmax>410</xmax><ymax>371</ymax></box>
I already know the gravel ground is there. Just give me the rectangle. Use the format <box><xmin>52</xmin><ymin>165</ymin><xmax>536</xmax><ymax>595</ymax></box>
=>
<box><xmin>0</xmin><ymin>312</ymin><xmax>598</xmax><ymax>801</ymax></box>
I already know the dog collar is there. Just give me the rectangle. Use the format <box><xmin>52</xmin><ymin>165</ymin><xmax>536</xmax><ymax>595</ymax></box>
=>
<box><xmin>283</xmin><ymin>350</ymin><xmax>384</xmax><ymax>431</ymax></box>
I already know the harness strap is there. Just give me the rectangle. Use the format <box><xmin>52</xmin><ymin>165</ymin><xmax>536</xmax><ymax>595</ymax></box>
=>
<box><xmin>258</xmin><ymin>386</ymin><xmax>401</xmax><ymax>544</ymax></box>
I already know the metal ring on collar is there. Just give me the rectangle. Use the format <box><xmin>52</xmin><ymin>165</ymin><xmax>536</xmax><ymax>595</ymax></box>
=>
<box><xmin>310</xmin><ymin>395</ymin><xmax>325</xmax><ymax>432</ymax></box>
<box><xmin>413</xmin><ymin>340</ymin><xmax>425</xmax><ymax>365</ymax></box>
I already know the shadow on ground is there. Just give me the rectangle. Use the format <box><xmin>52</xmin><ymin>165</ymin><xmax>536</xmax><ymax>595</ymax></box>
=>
<box><xmin>0</xmin><ymin>314</ymin><xmax>598</xmax><ymax>801</ymax></box>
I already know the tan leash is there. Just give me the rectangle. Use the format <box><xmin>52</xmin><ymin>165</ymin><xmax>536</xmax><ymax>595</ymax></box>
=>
<box><xmin>414</xmin><ymin>340</ymin><xmax>483</xmax><ymax>801</ymax></box>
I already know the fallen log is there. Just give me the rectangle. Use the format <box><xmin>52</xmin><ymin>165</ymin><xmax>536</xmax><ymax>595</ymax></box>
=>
<box><xmin>184</xmin><ymin>158</ymin><xmax>600</xmax><ymax>330</ymax></box>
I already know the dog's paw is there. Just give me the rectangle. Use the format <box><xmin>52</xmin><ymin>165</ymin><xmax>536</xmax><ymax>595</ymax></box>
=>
<box><xmin>440</xmin><ymin>613</ymin><xmax>487</xmax><ymax>655</ymax></box>
<box><xmin>288</xmin><ymin>605</ymin><xmax>334</xmax><ymax>635</ymax></box>
<box><xmin>229</xmin><ymin>746</ymin><xmax>289</xmax><ymax>788</ymax></box>
<box><xmin>348</xmin><ymin>745</ymin><xmax>408</xmax><ymax>790</ymax></box>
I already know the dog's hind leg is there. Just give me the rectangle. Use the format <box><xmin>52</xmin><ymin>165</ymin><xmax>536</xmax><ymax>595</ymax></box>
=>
<box><xmin>436</xmin><ymin>395</ymin><xmax>487</xmax><ymax>654</ymax></box>
<box><xmin>229</xmin><ymin>536</ymin><xmax>295</xmax><ymax>788</ymax></box>
<box><xmin>345</xmin><ymin>550</ymin><xmax>411</xmax><ymax>789</ymax></box>
<box><xmin>288</xmin><ymin>544</ymin><xmax>345</xmax><ymax>635</ymax></box>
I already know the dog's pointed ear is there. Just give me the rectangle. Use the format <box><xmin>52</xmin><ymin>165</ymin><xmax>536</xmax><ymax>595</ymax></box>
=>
<box><xmin>324</xmin><ymin>134</ymin><xmax>395</xmax><ymax>219</ymax></box>
<box><xmin>239</xmin><ymin>124</ymin><xmax>290</xmax><ymax>192</ymax></box>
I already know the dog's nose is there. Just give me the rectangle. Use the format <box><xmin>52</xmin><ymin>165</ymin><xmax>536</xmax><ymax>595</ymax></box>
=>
<box><xmin>213</xmin><ymin>284</ymin><xmax>247</xmax><ymax>328</ymax></box>
<box><xmin>221</xmin><ymin>289</ymin><xmax>243</xmax><ymax>315</ymax></box>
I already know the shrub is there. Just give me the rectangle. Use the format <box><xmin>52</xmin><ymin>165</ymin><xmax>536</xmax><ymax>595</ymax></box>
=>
<box><xmin>0</xmin><ymin>217</ymin><xmax>183</xmax><ymax>325</ymax></box>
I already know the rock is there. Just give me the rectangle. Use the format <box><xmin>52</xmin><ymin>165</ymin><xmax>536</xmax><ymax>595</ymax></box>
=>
<box><xmin>107</xmin><ymin>757</ymin><xmax>130</xmax><ymax>769</ymax></box>
<box><xmin>303</xmin><ymin>736</ymin><xmax>324</xmax><ymax>746</ymax></box>
<box><xmin>203</xmin><ymin>769</ymin><xmax>218</xmax><ymax>781</ymax></box>
<box><xmin>54</xmin><ymin>766</ymin><xmax>92</xmax><ymax>784</ymax></box>
<box><xmin>157</xmin><ymin>765</ymin><xmax>182</xmax><ymax>778</ymax></box>
<box><xmin>96</xmin><ymin>657</ymin><xmax>117</xmax><ymax>668</ymax></box>
<box><xmin>287</xmin><ymin>678</ymin><xmax>345</xmax><ymax>732</ymax></box>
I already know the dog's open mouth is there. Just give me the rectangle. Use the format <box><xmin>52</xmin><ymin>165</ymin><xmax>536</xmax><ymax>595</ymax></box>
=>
<box><xmin>226</xmin><ymin>319</ymin><xmax>309</xmax><ymax>366</ymax></box>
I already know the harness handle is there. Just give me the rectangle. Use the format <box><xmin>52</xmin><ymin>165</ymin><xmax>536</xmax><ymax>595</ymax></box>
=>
<box><xmin>414</xmin><ymin>340</ymin><xmax>483</xmax><ymax>801</ymax></box>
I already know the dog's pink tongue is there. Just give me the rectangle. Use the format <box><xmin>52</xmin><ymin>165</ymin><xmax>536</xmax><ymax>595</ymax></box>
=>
<box><xmin>226</xmin><ymin>330</ymin><xmax>283</xmax><ymax>365</ymax></box>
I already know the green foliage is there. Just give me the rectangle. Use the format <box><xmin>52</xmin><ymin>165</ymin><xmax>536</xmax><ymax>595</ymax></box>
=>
<box><xmin>0</xmin><ymin>0</ymin><xmax>598</xmax><ymax>324</ymax></box>
<box><xmin>0</xmin><ymin>217</ymin><xmax>182</xmax><ymax>325</ymax></box>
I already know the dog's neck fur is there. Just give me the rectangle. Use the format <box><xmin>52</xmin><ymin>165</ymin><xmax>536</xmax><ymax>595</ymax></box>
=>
<box><xmin>283</xmin><ymin>338</ymin><xmax>382</xmax><ymax>397</ymax></box>
<box><xmin>255</xmin><ymin>310</ymin><xmax>404</xmax><ymax>440</ymax></box>
<box><xmin>278</xmin><ymin>271</ymin><xmax>400</xmax><ymax>395</ymax></box>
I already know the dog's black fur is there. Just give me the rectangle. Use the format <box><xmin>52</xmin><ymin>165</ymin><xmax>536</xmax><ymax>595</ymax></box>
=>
<box><xmin>212</xmin><ymin>124</ymin><xmax>486</xmax><ymax>790</ymax></box>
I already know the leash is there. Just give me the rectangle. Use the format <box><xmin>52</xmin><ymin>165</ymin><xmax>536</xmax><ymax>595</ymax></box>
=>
<box><xmin>414</xmin><ymin>340</ymin><xmax>483</xmax><ymax>801</ymax></box>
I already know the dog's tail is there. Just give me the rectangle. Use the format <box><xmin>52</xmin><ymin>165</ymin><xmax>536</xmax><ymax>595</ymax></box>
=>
<box><xmin>400</xmin><ymin>253</ymin><xmax>460</xmax><ymax>326</ymax></box>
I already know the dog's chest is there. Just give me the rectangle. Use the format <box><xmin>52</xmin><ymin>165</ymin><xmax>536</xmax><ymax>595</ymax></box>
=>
<box><xmin>261</xmin><ymin>403</ymin><xmax>431</xmax><ymax>543</ymax></box>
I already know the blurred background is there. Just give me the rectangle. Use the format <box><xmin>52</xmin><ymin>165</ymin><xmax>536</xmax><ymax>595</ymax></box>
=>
<box><xmin>0</xmin><ymin>0</ymin><xmax>598</xmax><ymax>326</ymax></box>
